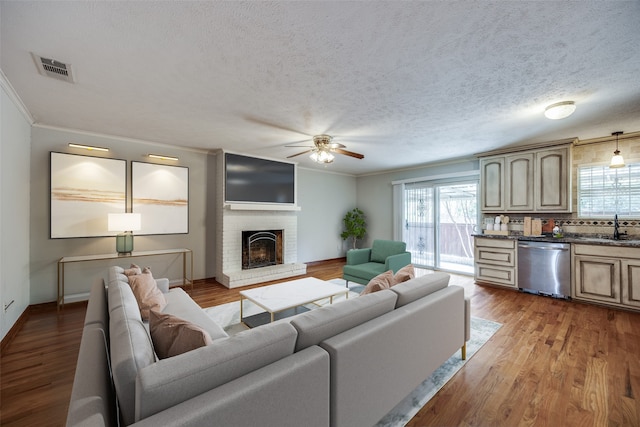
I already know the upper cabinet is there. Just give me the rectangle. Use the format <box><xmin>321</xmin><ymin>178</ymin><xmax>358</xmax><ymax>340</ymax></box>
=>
<box><xmin>479</xmin><ymin>141</ymin><xmax>573</xmax><ymax>213</ymax></box>
<box><xmin>535</xmin><ymin>147</ymin><xmax>570</xmax><ymax>211</ymax></box>
<box><xmin>480</xmin><ymin>157</ymin><xmax>505</xmax><ymax>211</ymax></box>
<box><xmin>505</xmin><ymin>153</ymin><xmax>535</xmax><ymax>211</ymax></box>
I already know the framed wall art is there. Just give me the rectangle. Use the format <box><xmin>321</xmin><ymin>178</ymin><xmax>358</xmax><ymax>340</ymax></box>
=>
<box><xmin>50</xmin><ymin>152</ymin><xmax>126</xmax><ymax>238</ymax></box>
<box><xmin>132</xmin><ymin>161</ymin><xmax>189</xmax><ymax>235</ymax></box>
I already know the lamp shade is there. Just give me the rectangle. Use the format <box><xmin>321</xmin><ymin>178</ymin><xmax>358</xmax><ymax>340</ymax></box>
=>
<box><xmin>610</xmin><ymin>153</ymin><xmax>625</xmax><ymax>168</ymax></box>
<box><xmin>108</xmin><ymin>213</ymin><xmax>142</xmax><ymax>232</ymax></box>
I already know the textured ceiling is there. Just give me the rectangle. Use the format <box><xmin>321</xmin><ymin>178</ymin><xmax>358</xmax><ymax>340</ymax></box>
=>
<box><xmin>2</xmin><ymin>1</ymin><xmax>640</xmax><ymax>175</ymax></box>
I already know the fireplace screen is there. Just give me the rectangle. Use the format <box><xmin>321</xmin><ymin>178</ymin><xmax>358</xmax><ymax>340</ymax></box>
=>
<box><xmin>242</xmin><ymin>230</ymin><xmax>283</xmax><ymax>269</ymax></box>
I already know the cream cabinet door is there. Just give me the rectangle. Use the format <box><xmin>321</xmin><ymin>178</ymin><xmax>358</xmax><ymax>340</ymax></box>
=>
<box><xmin>480</xmin><ymin>157</ymin><xmax>504</xmax><ymax>211</ymax></box>
<box><xmin>622</xmin><ymin>260</ymin><xmax>640</xmax><ymax>308</ymax></box>
<box><xmin>573</xmin><ymin>255</ymin><xmax>621</xmax><ymax>303</ymax></box>
<box><xmin>505</xmin><ymin>153</ymin><xmax>534</xmax><ymax>211</ymax></box>
<box><xmin>535</xmin><ymin>147</ymin><xmax>571</xmax><ymax>212</ymax></box>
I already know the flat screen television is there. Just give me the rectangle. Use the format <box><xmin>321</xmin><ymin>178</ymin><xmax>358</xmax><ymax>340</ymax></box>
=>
<box><xmin>224</xmin><ymin>153</ymin><xmax>296</xmax><ymax>204</ymax></box>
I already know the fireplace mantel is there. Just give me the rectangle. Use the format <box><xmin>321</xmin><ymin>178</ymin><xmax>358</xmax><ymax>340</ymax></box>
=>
<box><xmin>225</xmin><ymin>203</ymin><xmax>301</xmax><ymax>212</ymax></box>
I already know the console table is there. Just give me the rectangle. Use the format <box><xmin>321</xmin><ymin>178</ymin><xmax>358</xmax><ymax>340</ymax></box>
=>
<box><xmin>57</xmin><ymin>248</ymin><xmax>193</xmax><ymax>309</ymax></box>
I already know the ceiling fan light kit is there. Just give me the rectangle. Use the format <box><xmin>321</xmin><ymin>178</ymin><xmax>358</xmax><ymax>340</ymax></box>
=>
<box><xmin>310</xmin><ymin>150</ymin><xmax>335</xmax><ymax>164</ymax></box>
<box><xmin>544</xmin><ymin>101</ymin><xmax>576</xmax><ymax>120</ymax></box>
<box><xmin>286</xmin><ymin>134</ymin><xmax>364</xmax><ymax>164</ymax></box>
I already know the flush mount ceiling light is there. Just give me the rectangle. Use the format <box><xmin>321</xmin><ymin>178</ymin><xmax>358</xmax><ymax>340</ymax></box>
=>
<box><xmin>544</xmin><ymin>101</ymin><xmax>576</xmax><ymax>120</ymax></box>
<box><xmin>609</xmin><ymin>131</ymin><xmax>625</xmax><ymax>168</ymax></box>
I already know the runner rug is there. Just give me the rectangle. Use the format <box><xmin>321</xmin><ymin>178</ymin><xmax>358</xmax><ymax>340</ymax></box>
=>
<box><xmin>203</xmin><ymin>279</ymin><xmax>501</xmax><ymax>427</ymax></box>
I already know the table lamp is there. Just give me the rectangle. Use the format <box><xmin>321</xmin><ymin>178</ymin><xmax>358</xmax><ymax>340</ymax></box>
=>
<box><xmin>108</xmin><ymin>213</ymin><xmax>142</xmax><ymax>254</ymax></box>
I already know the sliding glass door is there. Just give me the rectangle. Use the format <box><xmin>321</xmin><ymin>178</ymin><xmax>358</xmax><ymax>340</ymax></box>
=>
<box><xmin>403</xmin><ymin>180</ymin><xmax>477</xmax><ymax>274</ymax></box>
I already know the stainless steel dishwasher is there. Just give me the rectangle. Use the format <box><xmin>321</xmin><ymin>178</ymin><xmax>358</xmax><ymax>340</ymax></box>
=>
<box><xmin>517</xmin><ymin>241</ymin><xmax>571</xmax><ymax>299</ymax></box>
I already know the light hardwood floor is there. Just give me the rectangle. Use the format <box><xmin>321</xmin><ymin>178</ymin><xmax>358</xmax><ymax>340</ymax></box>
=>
<box><xmin>1</xmin><ymin>259</ymin><xmax>640</xmax><ymax>426</ymax></box>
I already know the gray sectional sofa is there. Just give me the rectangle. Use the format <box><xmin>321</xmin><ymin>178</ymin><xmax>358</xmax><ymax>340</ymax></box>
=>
<box><xmin>67</xmin><ymin>267</ymin><xmax>470</xmax><ymax>427</ymax></box>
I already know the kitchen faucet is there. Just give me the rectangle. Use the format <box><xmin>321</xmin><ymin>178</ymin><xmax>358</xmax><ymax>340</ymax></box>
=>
<box><xmin>614</xmin><ymin>214</ymin><xmax>627</xmax><ymax>240</ymax></box>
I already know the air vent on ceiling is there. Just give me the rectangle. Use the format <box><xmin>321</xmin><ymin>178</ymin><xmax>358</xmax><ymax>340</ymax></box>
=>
<box><xmin>31</xmin><ymin>53</ymin><xmax>75</xmax><ymax>83</ymax></box>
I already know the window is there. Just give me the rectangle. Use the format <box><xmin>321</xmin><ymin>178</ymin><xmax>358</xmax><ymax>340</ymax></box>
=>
<box><xmin>402</xmin><ymin>180</ymin><xmax>478</xmax><ymax>274</ymax></box>
<box><xmin>578</xmin><ymin>162</ymin><xmax>640</xmax><ymax>218</ymax></box>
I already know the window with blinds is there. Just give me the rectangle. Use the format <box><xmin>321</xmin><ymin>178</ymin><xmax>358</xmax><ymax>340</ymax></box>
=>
<box><xmin>578</xmin><ymin>162</ymin><xmax>640</xmax><ymax>217</ymax></box>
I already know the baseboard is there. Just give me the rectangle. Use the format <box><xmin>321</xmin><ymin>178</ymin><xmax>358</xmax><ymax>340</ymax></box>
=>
<box><xmin>1</xmin><ymin>306</ymin><xmax>30</xmax><ymax>352</ymax></box>
<box><xmin>305</xmin><ymin>257</ymin><xmax>346</xmax><ymax>266</ymax></box>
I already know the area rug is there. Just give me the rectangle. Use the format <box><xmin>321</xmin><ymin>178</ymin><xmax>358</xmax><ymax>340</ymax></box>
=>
<box><xmin>203</xmin><ymin>279</ymin><xmax>501</xmax><ymax>426</ymax></box>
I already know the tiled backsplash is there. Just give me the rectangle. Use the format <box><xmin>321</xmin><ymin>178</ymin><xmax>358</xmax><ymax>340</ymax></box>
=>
<box><xmin>483</xmin><ymin>214</ymin><xmax>639</xmax><ymax>238</ymax></box>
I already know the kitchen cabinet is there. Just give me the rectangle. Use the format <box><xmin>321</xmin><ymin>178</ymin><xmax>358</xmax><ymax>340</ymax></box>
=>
<box><xmin>572</xmin><ymin>244</ymin><xmax>640</xmax><ymax>310</ymax></box>
<box><xmin>474</xmin><ymin>237</ymin><xmax>517</xmax><ymax>288</ymax></box>
<box><xmin>535</xmin><ymin>147</ymin><xmax>570</xmax><ymax>211</ymax></box>
<box><xmin>621</xmin><ymin>259</ymin><xmax>640</xmax><ymax>308</ymax></box>
<box><xmin>479</xmin><ymin>144</ymin><xmax>572</xmax><ymax>213</ymax></box>
<box><xmin>480</xmin><ymin>157</ymin><xmax>504</xmax><ymax>211</ymax></box>
<box><xmin>505</xmin><ymin>153</ymin><xmax>534</xmax><ymax>211</ymax></box>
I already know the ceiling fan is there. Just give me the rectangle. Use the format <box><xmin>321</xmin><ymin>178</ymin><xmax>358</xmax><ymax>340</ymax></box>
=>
<box><xmin>286</xmin><ymin>134</ymin><xmax>365</xmax><ymax>164</ymax></box>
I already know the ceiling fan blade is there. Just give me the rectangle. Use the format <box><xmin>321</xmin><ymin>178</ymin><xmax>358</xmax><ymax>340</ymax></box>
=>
<box><xmin>243</xmin><ymin>116</ymin><xmax>311</xmax><ymax>138</ymax></box>
<box><xmin>333</xmin><ymin>148</ymin><xmax>364</xmax><ymax>159</ymax></box>
<box><xmin>328</xmin><ymin>142</ymin><xmax>347</xmax><ymax>149</ymax></box>
<box><xmin>287</xmin><ymin>149</ymin><xmax>314</xmax><ymax>158</ymax></box>
<box><xmin>284</xmin><ymin>144</ymin><xmax>314</xmax><ymax>148</ymax></box>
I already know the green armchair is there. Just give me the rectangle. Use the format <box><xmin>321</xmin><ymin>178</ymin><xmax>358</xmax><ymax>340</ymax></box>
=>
<box><xmin>343</xmin><ymin>239</ymin><xmax>412</xmax><ymax>285</ymax></box>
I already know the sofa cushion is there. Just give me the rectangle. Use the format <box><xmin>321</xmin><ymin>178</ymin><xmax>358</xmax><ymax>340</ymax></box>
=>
<box><xmin>393</xmin><ymin>264</ymin><xmax>415</xmax><ymax>284</ymax></box>
<box><xmin>123</xmin><ymin>264</ymin><xmax>142</xmax><ymax>276</ymax></box>
<box><xmin>343</xmin><ymin>262</ymin><xmax>387</xmax><ymax>281</ymax></box>
<box><xmin>108</xmin><ymin>266</ymin><xmax>127</xmax><ymax>286</ymax></box>
<box><xmin>129</xmin><ymin>270</ymin><xmax>167</xmax><ymax>320</ymax></box>
<box><xmin>390</xmin><ymin>272</ymin><xmax>450</xmax><ymax>307</ymax></box>
<box><xmin>135</xmin><ymin>322</ymin><xmax>298</xmax><ymax>421</ymax></box>
<box><xmin>110</xmin><ymin>306</ymin><xmax>157</xmax><ymax>426</ymax></box>
<box><xmin>370</xmin><ymin>240</ymin><xmax>407</xmax><ymax>263</ymax></box>
<box><xmin>360</xmin><ymin>270</ymin><xmax>393</xmax><ymax>295</ymax></box>
<box><xmin>108</xmin><ymin>281</ymin><xmax>143</xmax><ymax>321</ymax></box>
<box><xmin>149</xmin><ymin>310</ymin><xmax>214</xmax><ymax>359</ymax></box>
<box><xmin>290</xmin><ymin>290</ymin><xmax>398</xmax><ymax>352</ymax></box>
<box><xmin>163</xmin><ymin>288</ymin><xmax>229</xmax><ymax>341</ymax></box>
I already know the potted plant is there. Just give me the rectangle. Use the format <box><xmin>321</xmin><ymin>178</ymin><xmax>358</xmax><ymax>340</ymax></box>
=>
<box><xmin>341</xmin><ymin>208</ymin><xmax>367</xmax><ymax>250</ymax></box>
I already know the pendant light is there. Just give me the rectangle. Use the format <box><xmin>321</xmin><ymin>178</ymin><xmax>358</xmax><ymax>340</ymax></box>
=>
<box><xmin>609</xmin><ymin>131</ymin><xmax>625</xmax><ymax>168</ymax></box>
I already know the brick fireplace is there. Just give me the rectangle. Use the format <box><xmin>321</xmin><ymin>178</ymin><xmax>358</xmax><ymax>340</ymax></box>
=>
<box><xmin>214</xmin><ymin>153</ymin><xmax>306</xmax><ymax>288</ymax></box>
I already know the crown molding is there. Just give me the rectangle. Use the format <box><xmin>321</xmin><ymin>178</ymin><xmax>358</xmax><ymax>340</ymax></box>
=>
<box><xmin>574</xmin><ymin>130</ymin><xmax>640</xmax><ymax>146</ymax></box>
<box><xmin>475</xmin><ymin>137</ymin><xmax>577</xmax><ymax>158</ymax></box>
<box><xmin>0</xmin><ymin>69</ymin><xmax>35</xmax><ymax>125</ymax></box>
<box><xmin>32</xmin><ymin>123</ymin><xmax>210</xmax><ymax>154</ymax></box>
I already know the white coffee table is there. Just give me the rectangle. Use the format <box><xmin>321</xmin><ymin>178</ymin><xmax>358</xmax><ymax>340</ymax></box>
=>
<box><xmin>239</xmin><ymin>277</ymin><xmax>349</xmax><ymax>327</ymax></box>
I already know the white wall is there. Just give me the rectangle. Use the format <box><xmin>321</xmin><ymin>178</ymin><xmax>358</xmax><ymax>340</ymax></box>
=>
<box><xmin>297</xmin><ymin>168</ymin><xmax>357</xmax><ymax>261</ymax></box>
<box><xmin>1</xmin><ymin>82</ymin><xmax>32</xmax><ymax>340</ymax></box>
<box><xmin>29</xmin><ymin>126</ymin><xmax>210</xmax><ymax>304</ymax></box>
<box><xmin>355</xmin><ymin>158</ymin><xmax>480</xmax><ymax>246</ymax></box>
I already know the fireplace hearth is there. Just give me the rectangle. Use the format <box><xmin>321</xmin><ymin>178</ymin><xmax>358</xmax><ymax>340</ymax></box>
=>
<box><xmin>242</xmin><ymin>230</ymin><xmax>283</xmax><ymax>270</ymax></box>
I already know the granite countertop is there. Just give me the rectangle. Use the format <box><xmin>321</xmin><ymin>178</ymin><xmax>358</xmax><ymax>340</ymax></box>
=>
<box><xmin>472</xmin><ymin>233</ymin><xmax>640</xmax><ymax>248</ymax></box>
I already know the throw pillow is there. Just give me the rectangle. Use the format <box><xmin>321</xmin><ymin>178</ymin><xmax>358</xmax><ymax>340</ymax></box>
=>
<box><xmin>149</xmin><ymin>310</ymin><xmax>214</xmax><ymax>359</ymax></box>
<box><xmin>360</xmin><ymin>270</ymin><xmax>394</xmax><ymax>296</ymax></box>
<box><xmin>393</xmin><ymin>264</ymin><xmax>415</xmax><ymax>285</ymax></box>
<box><xmin>123</xmin><ymin>264</ymin><xmax>142</xmax><ymax>276</ymax></box>
<box><xmin>128</xmin><ymin>269</ymin><xmax>166</xmax><ymax>320</ymax></box>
